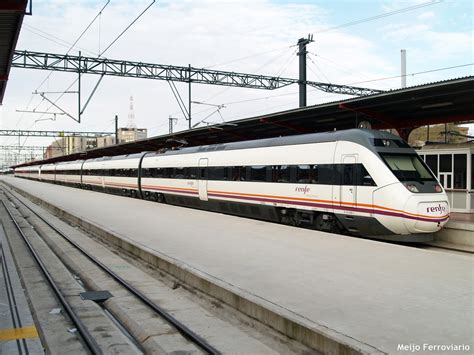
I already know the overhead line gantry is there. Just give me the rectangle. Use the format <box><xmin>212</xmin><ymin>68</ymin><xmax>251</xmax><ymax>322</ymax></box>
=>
<box><xmin>11</xmin><ymin>48</ymin><xmax>384</xmax><ymax>127</ymax></box>
<box><xmin>12</xmin><ymin>50</ymin><xmax>382</xmax><ymax>96</ymax></box>
<box><xmin>0</xmin><ymin>129</ymin><xmax>114</xmax><ymax>138</ymax></box>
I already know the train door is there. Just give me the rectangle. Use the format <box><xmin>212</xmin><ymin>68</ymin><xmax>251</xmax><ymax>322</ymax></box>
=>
<box><xmin>340</xmin><ymin>155</ymin><xmax>357</xmax><ymax>213</ymax></box>
<box><xmin>198</xmin><ymin>158</ymin><xmax>209</xmax><ymax>201</ymax></box>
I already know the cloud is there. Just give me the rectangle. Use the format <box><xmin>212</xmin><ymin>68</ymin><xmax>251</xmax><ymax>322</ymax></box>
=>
<box><xmin>417</xmin><ymin>11</ymin><xmax>435</xmax><ymax>20</ymax></box>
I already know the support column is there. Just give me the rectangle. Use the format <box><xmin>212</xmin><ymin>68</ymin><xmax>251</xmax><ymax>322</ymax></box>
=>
<box><xmin>188</xmin><ymin>64</ymin><xmax>192</xmax><ymax>129</ymax></box>
<box><xmin>297</xmin><ymin>35</ymin><xmax>313</xmax><ymax>108</ymax></box>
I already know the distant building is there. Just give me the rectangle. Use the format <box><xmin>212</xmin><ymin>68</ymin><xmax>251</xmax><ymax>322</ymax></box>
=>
<box><xmin>117</xmin><ymin>127</ymin><xmax>147</xmax><ymax>144</ymax></box>
<box><xmin>97</xmin><ymin>135</ymin><xmax>116</xmax><ymax>148</ymax></box>
<box><xmin>44</xmin><ymin>136</ymin><xmax>100</xmax><ymax>159</ymax></box>
<box><xmin>409</xmin><ymin>124</ymin><xmax>469</xmax><ymax>147</ymax></box>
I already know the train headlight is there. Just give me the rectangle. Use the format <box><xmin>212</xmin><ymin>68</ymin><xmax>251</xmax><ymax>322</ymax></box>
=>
<box><xmin>403</xmin><ymin>183</ymin><xmax>419</xmax><ymax>193</ymax></box>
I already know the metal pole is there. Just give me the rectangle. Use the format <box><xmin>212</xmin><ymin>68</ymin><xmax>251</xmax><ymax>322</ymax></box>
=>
<box><xmin>115</xmin><ymin>115</ymin><xmax>119</xmax><ymax>144</ymax></box>
<box><xmin>401</xmin><ymin>49</ymin><xmax>407</xmax><ymax>88</ymax></box>
<box><xmin>188</xmin><ymin>64</ymin><xmax>192</xmax><ymax>129</ymax></box>
<box><xmin>297</xmin><ymin>35</ymin><xmax>312</xmax><ymax>108</ymax></box>
<box><xmin>298</xmin><ymin>38</ymin><xmax>307</xmax><ymax>107</ymax></box>
<box><xmin>78</xmin><ymin>51</ymin><xmax>81</xmax><ymax>122</ymax></box>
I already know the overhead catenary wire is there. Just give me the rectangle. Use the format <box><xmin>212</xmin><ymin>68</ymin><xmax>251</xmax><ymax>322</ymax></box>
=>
<box><xmin>14</xmin><ymin>0</ymin><xmax>111</xmax><ymax>153</ymax></box>
<box><xmin>308</xmin><ymin>52</ymin><xmax>391</xmax><ymax>90</ymax></box>
<box><xmin>346</xmin><ymin>63</ymin><xmax>474</xmax><ymax>86</ymax></box>
<box><xmin>197</xmin><ymin>46</ymin><xmax>297</xmax><ymax>106</ymax></box>
<box><xmin>22</xmin><ymin>25</ymin><xmax>98</xmax><ymax>57</ymax></box>
<box><xmin>35</xmin><ymin>0</ymin><xmax>111</xmax><ymax>92</ymax></box>
<box><xmin>33</xmin><ymin>0</ymin><xmax>155</xmax><ymax>126</ymax></box>
<box><xmin>314</xmin><ymin>0</ymin><xmax>444</xmax><ymax>33</ymax></box>
<box><xmin>99</xmin><ymin>0</ymin><xmax>156</xmax><ymax>57</ymax></box>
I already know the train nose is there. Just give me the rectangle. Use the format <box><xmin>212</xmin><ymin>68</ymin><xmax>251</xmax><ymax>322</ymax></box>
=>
<box><xmin>404</xmin><ymin>198</ymin><xmax>450</xmax><ymax>233</ymax></box>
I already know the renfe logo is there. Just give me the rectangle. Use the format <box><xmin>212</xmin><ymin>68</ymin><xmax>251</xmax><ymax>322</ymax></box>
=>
<box><xmin>426</xmin><ymin>204</ymin><xmax>446</xmax><ymax>214</ymax></box>
<box><xmin>295</xmin><ymin>185</ymin><xmax>310</xmax><ymax>194</ymax></box>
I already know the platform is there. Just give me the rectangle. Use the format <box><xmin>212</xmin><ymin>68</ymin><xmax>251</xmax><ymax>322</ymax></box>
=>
<box><xmin>1</xmin><ymin>176</ymin><xmax>473</xmax><ymax>354</ymax></box>
<box><xmin>433</xmin><ymin>212</ymin><xmax>474</xmax><ymax>251</ymax></box>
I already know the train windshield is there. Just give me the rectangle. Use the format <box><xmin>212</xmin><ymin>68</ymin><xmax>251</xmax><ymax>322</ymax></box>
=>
<box><xmin>380</xmin><ymin>153</ymin><xmax>436</xmax><ymax>183</ymax></box>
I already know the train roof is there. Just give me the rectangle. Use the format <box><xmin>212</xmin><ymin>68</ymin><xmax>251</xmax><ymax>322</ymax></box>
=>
<box><xmin>145</xmin><ymin>128</ymin><xmax>408</xmax><ymax>158</ymax></box>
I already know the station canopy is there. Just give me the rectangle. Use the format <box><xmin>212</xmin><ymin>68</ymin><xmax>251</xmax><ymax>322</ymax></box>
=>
<box><xmin>14</xmin><ymin>75</ymin><xmax>474</xmax><ymax>167</ymax></box>
<box><xmin>0</xmin><ymin>0</ymin><xmax>27</xmax><ymax>104</ymax></box>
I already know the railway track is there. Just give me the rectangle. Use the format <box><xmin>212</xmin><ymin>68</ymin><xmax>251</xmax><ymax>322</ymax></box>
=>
<box><xmin>0</xmin><ymin>186</ymin><xmax>221</xmax><ymax>354</ymax></box>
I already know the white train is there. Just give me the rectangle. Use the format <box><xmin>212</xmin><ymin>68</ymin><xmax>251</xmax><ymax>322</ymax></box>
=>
<box><xmin>14</xmin><ymin>129</ymin><xmax>450</xmax><ymax>241</ymax></box>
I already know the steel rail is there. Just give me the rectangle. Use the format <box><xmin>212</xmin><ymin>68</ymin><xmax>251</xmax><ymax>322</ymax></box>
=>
<box><xmin>0</xmin><ymin>200</ymin><xmax>103</xmax><ymax>355</ymax></box>
<box><xmin>4</xmin><ymin>189</ymin><xmax>221</xmax><ymax>355</ymax></box>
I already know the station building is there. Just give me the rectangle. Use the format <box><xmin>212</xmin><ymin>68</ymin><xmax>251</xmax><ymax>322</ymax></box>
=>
<box><xmin>419</xmin><ymin>144</ymin><xmax>473</xmax><ymax>212</ymax></box>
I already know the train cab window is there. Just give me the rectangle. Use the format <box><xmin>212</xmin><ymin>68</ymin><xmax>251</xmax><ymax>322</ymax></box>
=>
<box><xmin>381</xmin><ymin>153</ymin><xmax>436</xmax><ymax>182</ymax></box>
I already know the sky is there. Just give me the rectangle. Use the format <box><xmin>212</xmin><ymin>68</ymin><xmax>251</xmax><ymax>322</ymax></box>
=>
<box><xmin>1</xmin><ymin>0</ymin><xmax>473</xmax><ymax>164</ymax></box>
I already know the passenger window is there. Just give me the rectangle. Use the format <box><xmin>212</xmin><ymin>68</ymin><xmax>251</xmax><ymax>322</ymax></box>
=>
<box><xmin>316</xmin><ymin>164</ymin><xmax>334</xmax><ymax>185</ymax></box>
<box><xmin>231</xmin><ymin>166</ymin><xmax>245</xmax><ymax>181</ymax></box>
<box><xmin>296</xmin><ymin>165</ymin><xmax>311</xmax><ymax>183</ymax></box>
<box><xmin>175</xmin><ymin>167</ymin><xmax>185</xmax><ymax>179</ymax></box>
<box><xmin>208</xmin><ymin>167</ymin><xmax>225</xmax><ymax>180</ymax></box>
<box><xmin>250</xmin><ymin>166</ymin><xmax>268</xmax><ymax>182</ymax></box>
<box><xmin>188</xmin><ymin>167</ymin><xmax>198</xmax><ymax>179</ymax></box>
<box><xmin>357</xmin><ymin>165</ymin><xmax>376</xmax><ymax>186</ymax></box>
<box><xmin>273</xmin><ymin>165</ymin><xmax>291</xmax><ymax>183</ymax></box>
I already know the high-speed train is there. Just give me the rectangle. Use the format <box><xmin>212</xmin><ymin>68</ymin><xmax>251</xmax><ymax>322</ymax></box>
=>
<box><xmin>14</xmin><ymin>129</ymin><xmax>450</xmax><ymax>241</ymax></box>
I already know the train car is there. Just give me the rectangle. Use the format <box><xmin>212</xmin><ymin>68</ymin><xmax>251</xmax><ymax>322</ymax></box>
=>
<box><xmin>39</xmin><ymin>163</ymin><xmax>56</xmax><ymax>183</ymax></box>
<box><xmin>55</xmin><ymin>160</ymin><xmax>84</xmax><ymax>187</ymax></box>
<box><xmin>14</xmin><ymin>165</ymin><xmax>40</xmax><ymax>180</ymax></box>
<box><xmin>81</xmin><ymin>157</ymin><xmax>110</xmax><ymax>191</ymax></box>
<box><xmin>100</xmin><ymin>154</ymin><xmax>142</xmax><ymax>197</ymax></box>
<box><xmin>13</xmin><ymin>129</ymin><xmax>450</xmax><ymax>241</ymax></box>
<box><xmin>81</xmin><ymin>155</ymin><xmax>143</xmax><ymax>196</ymax></box>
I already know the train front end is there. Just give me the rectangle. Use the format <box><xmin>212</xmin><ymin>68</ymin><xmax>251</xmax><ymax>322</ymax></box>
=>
<box><xmin>374</xmin><ymin>142</ymin><xmax>450</xmax><ymax>236</ymax></box>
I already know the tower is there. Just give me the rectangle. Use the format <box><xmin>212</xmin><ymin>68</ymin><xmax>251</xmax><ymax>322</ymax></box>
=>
<box><xmin>127</xmin><ymin>96</ymin><xmax>137</xmax><ymax>129</ymax></box>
